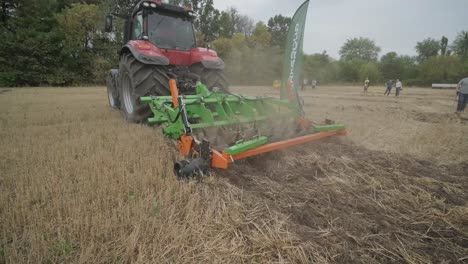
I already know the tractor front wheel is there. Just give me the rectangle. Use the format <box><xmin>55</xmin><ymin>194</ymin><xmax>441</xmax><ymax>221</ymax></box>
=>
<box><xmin>106</xmin><ymin>69</ymin><xmax>120</xmax><ymax>109</ymax></box>
<box><xmin>119</xmin><ymin>53</ymin><xmax>170</xmax><ymax>123</ymax></box>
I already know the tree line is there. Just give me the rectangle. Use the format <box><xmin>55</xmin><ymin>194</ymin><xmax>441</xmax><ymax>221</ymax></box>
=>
<box><xmin>309</xmin><ymin>35</ymin><xmax>468</xmax><ymax>86</ymax></box>
<box><xmin>1</xmin><ymin>0</ymin><xmax>467</xmax><ymax>87</ymax></box>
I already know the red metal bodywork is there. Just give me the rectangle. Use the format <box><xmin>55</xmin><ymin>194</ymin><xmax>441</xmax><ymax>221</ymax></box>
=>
<box><xmin>161</xmin><ymin>47</ymin><xmax>220</xmax><ymax>65</ymax></box>
<box><xmin>125</xmin><ymin>40</ymin><xmax>221</xmax><ymax>67</ymax></box>
<box><xmin>125</xmin><ymin>1</ymin><xmax>222</xmax><ymax>67</ymax></box>
<box><xmin>128</xmin><ymin>40</ymin><xmax>165</xmax><ymax>58</ymax></box>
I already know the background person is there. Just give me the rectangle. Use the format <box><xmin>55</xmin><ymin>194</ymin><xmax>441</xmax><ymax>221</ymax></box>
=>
<box><xmin>395</xmin><ymin>79</ymin><xmax>402</xmax><ymax>97</ymax></box>
<box><xmin>312</xmin><ymin>79</ymin><xmax>317</xmax><ymax>89</ymax></box>
<box><xmin>456</xmin><ymin>76</ymin><xmax>468</xmax><ymax>113</ymax></box>
<box><xmin>302</xmin><ymin>79</ymin><xmax>308</xmax><ymax>91</ymax></box>
<box><xmin>364</xmin><ymin>77</ymin><xmax>370</xmax><ymax>95</ymax></box>
<box><xmin>384</xmin><ymin>80</ymin><xmax>393</xmax><ymax>96</ymax></box>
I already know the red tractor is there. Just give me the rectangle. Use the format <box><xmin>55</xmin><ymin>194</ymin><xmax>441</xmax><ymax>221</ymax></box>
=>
<box><xmin>105</xmin><ymin>0</ymin><xmax>228</xmax><ymax>122</ymax></box>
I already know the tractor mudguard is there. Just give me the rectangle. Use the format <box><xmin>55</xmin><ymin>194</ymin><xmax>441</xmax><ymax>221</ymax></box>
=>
<box><xmin>200</xmin><ymin>59</ymin><xmax>224</xmax><ymax>69</ymax></box>
<box><xmin>190</xmin><ymin>48</ymin><xmax>225</xmax><ymax>69</ymax></box>
<box><xmin>122</xmin><ymin>40</ymin><xmax>170</xmax><ymax>66</ymax></box>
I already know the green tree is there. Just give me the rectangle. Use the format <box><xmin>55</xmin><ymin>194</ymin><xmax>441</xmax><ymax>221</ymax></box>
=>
<box><xmin>214</xmin><ymin>33</ymin><xmax>249</xmax><ymax>83</ymax></box>
<box><xmin>322</xmin><ymin>62</ymin><xmax>341</xmax><ymax>83</ymax></box>
<box><xmin>0</xmin><ymin>0</ymin><xmax>17</xmax><ymax>23</ymax></box>
<box><xmin>226</xmin><ymin>8</ymin><xmax>254</xmax><ymax>36</ymax></box>
<box><xmin>218</xmin><ymin>11</ymin><xmax>233</xmax><ymax>38</ymax></box>
<box><xmin>451</xmin><ymin>31</ymin><xmax>468</xmax><ymax>61</ymax></box>
<box><xmin>378</xmin><ymin>52</ymin><xmax>417</xmax><ymax>84</ymax></box>
<box><xmin>415</xmin><ymin>38</ymin><xmax>440</xmax><ymax>63</ymax></box>
<box><xmin>169</xmin><ymin>0</ymin><xmax>204</xmax><ymax>14</ymax></box>
<box><xmin>440</xmin><ymin>36</ymin><xmax>449</xmax><ymax>56</ymax></box>
<box><xmin>216</xmin><ymin>8</ymin><xmax>253</xmax><ymax>38</ymax></box>
<box><xmin>418</xmin><ymin>56</ymin><xmax>464</xmax><ymax>85</ymax></box>
<box><xmin>267</xmin><ymin>14</ymin><xmax>291</xmax><ymax>49</ymax></box>
<box><xmin>0</xmin><ymin>0</ymin><xmax>66</xmax><ymax>86</ymax></box>
<box><xmin>57</xmin><ymin>4</ymin><xmax>100</xmax><ymax>49</ymax></box>
<box><xmin>398</xmin><ymin>55</ymin><xmax>418</xmax><ymax>84</ymax></box>
<box><xmin>339</xmin><ymin>37</ymin><xmax>381</xmax><ymax>62</ymax></box>
<box><xmin>235</xmin><ymin>14</ymin><xmax>254</xmax><ymax>36</ymax></box>
<box><xmin>251</xmin><ymin>22</ymin><xmax>271</xmax><ymax>47</ymax></box>
<box><xmin>198</xmin><ymin>0</ymin><xmax>220</xmax><ymax>42</ymax></box>
<box><xmin>339</xmin><ymin>60</ymin><xmax>363</xmax><ymax>82</ymax></box>
<box><xmin>303</xmin><ymin>51</ymin><xmax>341</xmax><ymax>84</ymax></box>
<box><xmin>380</xmin><ymin>52</ymin><xmax>404</xmax><ymax>80</ymax></box>
<box><xmin>57</xmin><ymin>3</ymin><xmax>102</xmax><ymax>84</ymax></box>
<box><xmin>212</xmin><ymin>37</ymin><xmax>234</xmax><ymax>58</ymax></box>
<box><xmin>106</xmin><ymin>0</ymin><xmax>140</xmax><ymax>16</ymax></box>
<box><xmin>359</xmin><ymin>62</ymin><xmax>381</xmax><ymax>83</ymax></box>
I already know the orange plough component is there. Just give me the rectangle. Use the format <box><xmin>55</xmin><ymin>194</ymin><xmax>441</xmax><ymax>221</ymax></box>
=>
<box><xmin>178</xmin><ymin>135</ymin><xmax>193</xmax><ymax>156</ymax></box>
<box><xmin>210</xmin><ymin>129</ymin><xmax>347</xmax><ymax>169</ymax></box>
<box><xmin>169</xmin><ymin>79</ymin><xmax>180</xmax><ymax>107</ymax></box>
<box><xmin>154</xmin><ymin>79</ymin><xmax>347</xmax><ymax>177</ymax></box>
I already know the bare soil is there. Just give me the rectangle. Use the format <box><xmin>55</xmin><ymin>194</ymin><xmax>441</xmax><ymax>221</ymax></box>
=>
<box><xmin>218</xmin><ymin>139</ymin><xmax>468</xmax><ymax>263</ymax></box>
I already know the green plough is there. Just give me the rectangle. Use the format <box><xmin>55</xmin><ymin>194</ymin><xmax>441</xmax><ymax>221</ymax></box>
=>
<box><xmin>141</xmin><ymin>81</ymin><xmax>346</xmax><ymax>178</ymax></box>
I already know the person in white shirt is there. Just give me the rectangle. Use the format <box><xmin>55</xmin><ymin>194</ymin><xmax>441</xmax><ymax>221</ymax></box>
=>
<box><xmin>395</xmin><ymin>79</ymin><xmax>402</xmax><ymax>97</ymax></box>
<box><xmin>311</xmin><ymin>79</ymin><xmax>317</xmax><ymax>89</ymax></box>
<box><xmin>364</xmin><ymin>77</ymin><xmax>370</xmax><ymax>95</ymax></box>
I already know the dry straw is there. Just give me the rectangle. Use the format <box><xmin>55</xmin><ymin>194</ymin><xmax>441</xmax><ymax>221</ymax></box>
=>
<box><xmin>1</xmin><ymin>86</ymin><xmax>467</xmax><ymax>263</ymax></box>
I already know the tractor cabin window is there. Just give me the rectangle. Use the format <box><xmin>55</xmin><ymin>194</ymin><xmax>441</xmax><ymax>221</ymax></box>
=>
<box><xmin>147</xmin><ymin>11</ymin><xmax>196</xmax><ymax>51</ymax></box>
<box><xmin>132</xmin><ymin>12</ymin><xmax>143</xmax><ymax>40</ymax></box>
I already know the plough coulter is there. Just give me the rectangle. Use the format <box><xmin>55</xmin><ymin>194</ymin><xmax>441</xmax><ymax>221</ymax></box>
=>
<box><xmin>141</xmin><ymin>80</ymin><xmax>346</xmax><ymax>178</ymax></box>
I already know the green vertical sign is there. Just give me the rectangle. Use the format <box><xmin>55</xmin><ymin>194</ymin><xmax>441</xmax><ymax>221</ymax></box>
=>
<box><xmin>281</xmin><ymin>0</ymin><xmax>310</xmax><ymax>100</ymax></box>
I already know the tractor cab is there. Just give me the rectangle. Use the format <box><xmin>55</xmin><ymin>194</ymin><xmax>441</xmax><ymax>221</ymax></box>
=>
<box><xmin>105</xmin><ymin>0</ymin><xmax>196</xmax><ymax>50</ymax></box>
<box><xmin>126</xmin><ymin>1</ymin><xmax>196</xmax><ymax>51</ymax></box>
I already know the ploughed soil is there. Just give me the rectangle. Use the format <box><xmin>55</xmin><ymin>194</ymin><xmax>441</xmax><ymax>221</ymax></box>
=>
<box><xmin>217</xmin><ymin>138</ymin><xmax>468</xmax><ymax>263</ymax></box>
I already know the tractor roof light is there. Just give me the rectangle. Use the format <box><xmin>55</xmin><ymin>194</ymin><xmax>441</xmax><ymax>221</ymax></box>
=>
<box><xmin>142</xmin><ymin>2</ymin><xmax>150</xmax><ymax>7</ymax></box>
<box><xmin>150</xmin><ymin>3</ymin><xmax>157</xmax><ymax>8</ymax></box>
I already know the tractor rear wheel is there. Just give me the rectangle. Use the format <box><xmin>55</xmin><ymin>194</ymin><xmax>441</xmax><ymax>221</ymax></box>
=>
<box><xmin>192</xmin><ymin>65</ymin><xmax>229</xmax><ymax>93</ymax></box>
<box><xmin>119</xmin><ymin>53</ymin><xmax>170</xmax><ymax>123</ymax></box>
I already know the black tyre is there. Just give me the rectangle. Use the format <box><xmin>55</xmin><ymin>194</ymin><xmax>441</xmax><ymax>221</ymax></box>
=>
<box><xmin>119</xmin><ymin>53</ymin><xmax>170</xmax><ymax>122</ymax></box>
<box><xmin>191</xmin><ymin>64</ymin><xmax>229</xmax><ymax>92</ymax></box>
<box><xmin>106</xmin><ymin>69</ymin><xmax>120</xmax><ymax>109</ymax></box>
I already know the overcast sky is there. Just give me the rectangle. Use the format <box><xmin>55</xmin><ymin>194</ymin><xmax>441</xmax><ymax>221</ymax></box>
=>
<box><xmin>213</xmin><ymin>0</ymin><xmax>468</xmax><ymax>59</ymax></box>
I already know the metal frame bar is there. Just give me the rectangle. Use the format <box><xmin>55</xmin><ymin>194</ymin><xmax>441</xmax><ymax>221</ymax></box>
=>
<box><xmin>211</xmin><ymin>129</ymin><xmax>346</xmax><ymax>169</ymax></box>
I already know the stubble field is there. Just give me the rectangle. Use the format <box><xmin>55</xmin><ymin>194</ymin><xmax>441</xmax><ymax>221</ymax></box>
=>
<box><xmin>1</xmin><ymin>85</ymin><xmax>467</xmax><ymax>263</ymax></box>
